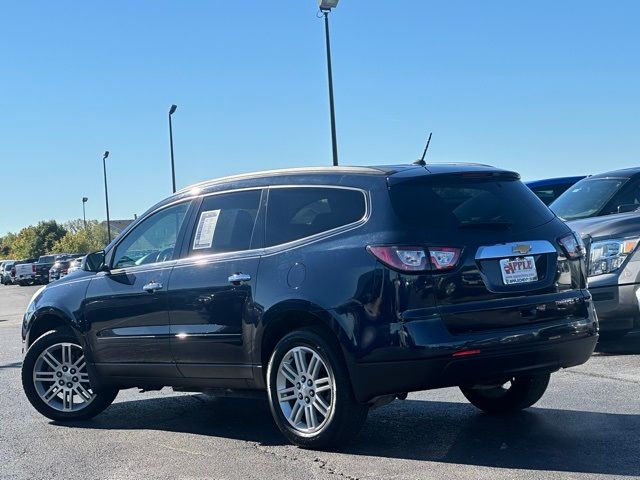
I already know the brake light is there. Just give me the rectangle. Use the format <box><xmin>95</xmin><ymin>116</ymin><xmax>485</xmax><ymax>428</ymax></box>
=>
<box><xmin>367</xmin><ymin>246</ymin><xmax>461</xmax><ymax>272</ymax></box>
<box><xmin>367</xmin><ymin>246</ymin><xmax>428</xmax><ymax>272</ymax></box>
<box><xmin>558</xmin><ymin>232</ymin><xmax>584</xmax><ymax>259</ymax></box>
<box><xmin>32</xmin><ymin>264</ymin><xmax>36</xmax><ymax>272</ymax></box>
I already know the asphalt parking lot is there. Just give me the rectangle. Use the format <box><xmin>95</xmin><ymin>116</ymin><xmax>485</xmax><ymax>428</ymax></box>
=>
<box><xmin>1</xmin><ymin>285</ymin><xmax>639</xmax><ymax>480</ymax></box>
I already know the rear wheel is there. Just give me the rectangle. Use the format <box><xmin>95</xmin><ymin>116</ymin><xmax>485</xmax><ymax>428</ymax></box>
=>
<box><xmin>266</xmin><ymin>329</ymin><xmax>368</xmax><ymax>449</ymax></box>
<box><xmin>460</xmin><ymin>373</ymin><xmax>550</xmax><ymax>413</ymax></box>
<box><xmin>22</xmin><ymin>329</ymin><xmax>118</xmax><ymax>421</ymax></box>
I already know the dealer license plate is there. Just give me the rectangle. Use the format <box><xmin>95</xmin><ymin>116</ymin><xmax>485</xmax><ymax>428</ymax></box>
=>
<box><xmin>499</xmin><ymin>256</ymin><xmax>538</xmax><ymax>285</ymax></box>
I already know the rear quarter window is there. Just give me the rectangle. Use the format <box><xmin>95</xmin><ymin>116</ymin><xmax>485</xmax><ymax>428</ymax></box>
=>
<box><xmin>266</xmin><ymin>187</ymin><xmax>366</xmax><ymax>246</ymax></box>
<box><xmin>389</xmin><ymin>176</ymin><xmax>554</xmax><ymax>231</ymax></box>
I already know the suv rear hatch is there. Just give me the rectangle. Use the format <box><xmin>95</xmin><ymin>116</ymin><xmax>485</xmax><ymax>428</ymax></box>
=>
<box><xmin>383</xmin><ymin>170</ymin><xmax>588</xmax><ymax>334</ymax></box>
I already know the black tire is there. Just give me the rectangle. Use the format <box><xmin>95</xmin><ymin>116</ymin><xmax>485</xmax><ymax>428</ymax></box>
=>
<box><xmin>266</xmin><ymin>328</ymin><xmax>368</xmax><ymax>449</ymax></box>
<box><xmin>22</xmin><ymin>329</ymin><xmax>118</xmax><ymax>421</ymax></box>
<box><xmin>460</xmin><ymin>373</ymin><xmax>551</xmax><ymax>414</ymax></box>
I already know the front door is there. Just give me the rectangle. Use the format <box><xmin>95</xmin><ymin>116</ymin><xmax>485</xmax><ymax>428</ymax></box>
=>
<box><xmin>84</xmin><ymin>201</ymin><xmax>191</xmax><ymax>378</ymax></box>
<box><xmin>168</xmin><ymin>189</ymin><xmax>263</xmax><ymax>379</ymax></box>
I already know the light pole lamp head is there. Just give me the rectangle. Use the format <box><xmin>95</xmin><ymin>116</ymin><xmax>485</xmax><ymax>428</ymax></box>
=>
<box><xmin>82</xmin><ymin>197</ymin><xmax>88</xmax><ymax>203</ymax></box>
<box><xmin>103</xmin><ymin>151</ymin><xmax>109</xmax><ymax>160</ymax></box>
<box><xmin>318</xmin><ymin>0</ymin><xmax>339</xmax><ymax>11</ymax></box>
<box><xmin>169</xmin><ymin>104</ymin><xmax>177</xmax><ymax>115</ymax></box>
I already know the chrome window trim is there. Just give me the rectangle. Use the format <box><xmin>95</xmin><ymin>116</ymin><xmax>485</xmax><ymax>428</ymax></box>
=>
<box><xmin>173</xmin><ymin>184</ymin><xmax>370</xmax><ymax>268</ymax></box>
<box><xmin>475</xmin><ymin>240</ymin><xmax>557</xmax><ymax>260</ymax></box>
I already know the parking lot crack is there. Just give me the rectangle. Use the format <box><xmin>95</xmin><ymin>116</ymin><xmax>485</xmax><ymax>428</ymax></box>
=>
<box><xmin>313</xmin><ymin>457</ymin><xmax>360</xmax><ymax>480</ymax></box>
<box><xmin>567</xmin><ymin>369</ymin><xmax>639</xmax><ymax>384</ymax></box>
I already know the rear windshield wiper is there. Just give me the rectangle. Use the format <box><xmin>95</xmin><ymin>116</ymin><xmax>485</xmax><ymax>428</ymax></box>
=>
<box><xmin>458</xmin><ymin>220</ymin><xmax>513</xmax><ymax>230</ymax></box>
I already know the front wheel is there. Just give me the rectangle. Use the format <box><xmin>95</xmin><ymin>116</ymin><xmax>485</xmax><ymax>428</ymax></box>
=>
<box><xmin>460</xmin><ymin>373</ymin><xmax>551</xmax><ymax>414</ymax></box>
<box><xmin>266</xmin><ymin>328</ymin><xmax>368</xmax><ymax>449</ymax></box>
<box><xmin>22</xmin><ymin>329</ymin><xmax>118</xmax><ymax>421</ymax></box>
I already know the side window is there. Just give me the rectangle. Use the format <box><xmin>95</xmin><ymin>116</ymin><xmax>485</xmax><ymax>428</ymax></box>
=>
<box><xmin>189</xmin><ymin>190</ymin><xmax>261</xmax><ymax>256</ymax></box>
<box><xmin>112</xmin><ymin>202</ymin><xmax>189</xmax><ymax>269</ymax></box>
<box><xmin>530</xmin><ymin>187</ymin><xmax>555</xmax><ymax>205</ymax></box>
<box><xmin>266</xmin><ymin>187</ymin><xmax>366</xmax><ymax>247</ymax></box>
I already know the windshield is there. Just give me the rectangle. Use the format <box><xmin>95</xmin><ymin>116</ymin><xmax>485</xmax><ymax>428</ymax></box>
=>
<box><xmin>389</xmin><ymin>176</ymin><xmax>554</xmax><ymax>231</ymax></box>
<box><xmin>550</xmin><ymin>178</ymin><xmax>626</xmax><ymax>220</ymax></box>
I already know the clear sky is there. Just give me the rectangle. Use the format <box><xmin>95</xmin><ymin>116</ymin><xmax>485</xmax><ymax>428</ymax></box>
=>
<box><xmin>1</xmin><ymin>1</ymin><xmax>638</xmax><ymax>235</ymax></box>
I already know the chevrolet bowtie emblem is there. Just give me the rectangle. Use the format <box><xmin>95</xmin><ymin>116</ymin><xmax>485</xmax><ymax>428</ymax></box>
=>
<box><xmin>513</xmin><ymin>244</ymin><xmax>532</xmax><ymax>255</ymax></box>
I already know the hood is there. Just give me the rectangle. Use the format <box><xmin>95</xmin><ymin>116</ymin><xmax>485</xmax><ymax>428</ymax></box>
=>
<box><xmin>50</xmin><ymin>269</ymin><xmax>93</xmax><ymax>284</ymax></box>
<box><xmin>566</xmin><ymin>211</ymin><xmax>640</xmax><ymax>241</ymax></box>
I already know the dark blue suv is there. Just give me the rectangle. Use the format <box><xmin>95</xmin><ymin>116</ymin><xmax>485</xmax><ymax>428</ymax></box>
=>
<box><xmin>21</xmin><ymin>163</ymin><xmax>598</xmax><ymax>448</ymax></box>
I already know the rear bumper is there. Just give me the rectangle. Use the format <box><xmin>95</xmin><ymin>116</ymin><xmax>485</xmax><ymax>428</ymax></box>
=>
<box><xmin>589</xmin><ymin>283</ymin><xmax>640</xmax><ymax>333</ymax></box>
<box><xmin>348</xmin><ymin>308</ymin><xmax>598</xmax><ymax>403</ymax></box>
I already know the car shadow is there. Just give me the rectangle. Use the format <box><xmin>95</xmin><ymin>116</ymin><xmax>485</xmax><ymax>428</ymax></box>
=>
<box><xmin>596</xmin><ymin>332</ymin><xmax>640</xmax><ymax>355</ymax></box>
<box><xmin>54</xmin><ymin>395</ymin><xmax>639</xmax><ymax>476</ymax></box>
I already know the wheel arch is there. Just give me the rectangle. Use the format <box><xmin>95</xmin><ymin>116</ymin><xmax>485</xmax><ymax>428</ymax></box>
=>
<box><xmin>257</xmin><ymin>300</ymin><xmax>354</xmax><ymax>384</ymax></box>
<box><xmin>25</xmin><ymin>308</ymin><xmax>80</xmax><ymax>350</ymax></box>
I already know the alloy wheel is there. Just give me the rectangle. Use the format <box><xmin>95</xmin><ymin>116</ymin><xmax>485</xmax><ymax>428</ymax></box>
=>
<box><xmin>276</xmin><ymin>346</ymin><xmax>335</xmax><ymax>434</ymax></box>
<box><xmin>32</xmin><ymin>342</ymin><xmax>95</xmax><ymax>412</ymax></box>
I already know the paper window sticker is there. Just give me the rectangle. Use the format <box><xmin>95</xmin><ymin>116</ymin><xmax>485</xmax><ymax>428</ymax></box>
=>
<box><xmin>193</xmin><ymin>209</ymin><xmax>221</xmax><ymax>250</ymax></box>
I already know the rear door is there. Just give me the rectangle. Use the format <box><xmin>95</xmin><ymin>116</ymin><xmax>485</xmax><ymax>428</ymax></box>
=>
<box><xmin>167</xmin><ymin>189</ymin><xmax>264</xmax><ymax>379</ymax></box>
<box><xmin>388</xmin><ymin>173</ymin><xmax>588</xmax><ymax>334</ymax></box>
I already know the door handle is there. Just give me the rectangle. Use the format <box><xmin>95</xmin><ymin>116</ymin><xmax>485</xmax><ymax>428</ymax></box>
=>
<box><xmin>142</xmin><ymin>281</ymin><xmax>163</xmax><ymax>293</ymax></box>
<box><xmin>228</xmin><ymin>273</ymin><xmax>251</xmax><ymax>285</ymax></box>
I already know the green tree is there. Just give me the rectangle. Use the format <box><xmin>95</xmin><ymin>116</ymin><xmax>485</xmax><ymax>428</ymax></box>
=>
<box><xmin>53</xmin><ymin>220</ymin><xmax>109</xmax><ymax>254</ymax></box>
<box><xmin>10</xmin><ymin>221</ymin><xmax>67</xmax><ymax>259</ymax></box>
<box><xmin>0</xmin><ymin>232</ymin><xmax>17</xmax><ymax>259</ymax></box>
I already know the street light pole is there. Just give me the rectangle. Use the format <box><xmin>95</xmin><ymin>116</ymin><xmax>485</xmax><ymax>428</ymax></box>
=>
<box><xmin>319</xmin><ymin>0</ymin><xmax>340</xmax><ymax>167</ymax></box>
<box><xmin>169</xmin><ymin>104</ymin><xmax>177</xmax><ymax>193</ymax></box>
<box><xmin>82</xmin><ymin>197</ymin><xmax>88</xmax><ymax>229</ymax></box>
<box><xmin>102</xmin><ymin>151</ymin><xmax>112</xmax><ymax>243</ymax></box>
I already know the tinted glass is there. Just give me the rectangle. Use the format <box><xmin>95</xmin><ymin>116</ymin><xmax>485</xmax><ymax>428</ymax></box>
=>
<box><xmin>38</xmin><ymin>256</ymin><xmax>55</xmax><ymax>263</ymax></box>
<box><xmin>112</xmin><ymin>202</ymin><xmax>189</xmax><ymax>269</ymax></box>
<box><xmin>390</xmin><ymin>176</ymin><xmax>554</xmax><ymax>231</ymax></box>
<box><xmin>530</xmin><ymin>187</ymin><xmax>556</xmax><ymax>205</ymax></box>
<box><xmin>189</xmin><ymin>190</ymin><xmax>261</xmax><ymax>255</ymax></box>
<box><xmin>551</xmin><ymin>178</ymin><xmax>627</xmax><ymax>220</ymax></box>
<box><xmin>600</xmin><ymin>179</ymin><xmax>640</xmax><ymax>215</ymax></box>
<box><xmin>266</xmin><ymin>187</ymin><xmax>366</xmax><ymax>246</ymax></box>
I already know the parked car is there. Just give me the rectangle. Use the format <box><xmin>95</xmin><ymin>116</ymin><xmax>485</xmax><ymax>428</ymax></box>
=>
<box><xmin>48</xmin><ymin>255</ymin><xmax>83</xmax><ymax>282</ymax></box>
<box><xmin>1</xmin><ymin>260</ymin><xmax>16</xmax><ymax>285</ymax></box>
<box><xmin>66</xmin><ymin>256</ymin><xmax>84</xmax><ymax>275</ymax></box>
<box><xmin>551</xmin><ymin>168</ymin><xmax>640</xmax><ymax>339</ymax></box>
<box><xmin>526</xmin><ymin>176</ymin><xmax>586</xmax><ymax>205</ymax></box>
<box><xmin>13</xmin><ymin>258</ymin><xmax>37</xmax><ymax>286</ymax></box>
<box><xmin>34</xmin><ymin>255</ymin><xmax>58</xmax><ymax>285</ymax></box>
<box><xmin>21</xmin><ymin>164</ymin><xmax>597</xmax><ymax>448</ymax></box>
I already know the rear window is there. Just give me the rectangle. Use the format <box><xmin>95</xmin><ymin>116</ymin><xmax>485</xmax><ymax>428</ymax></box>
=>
<box><xmin>38</xmin><ymin>256</ymin><xmax>55</xmax><ymax>263</ymax></box>
<box><xmin>266</xmin><ymin>187</ymin><xmax>366</xmax><ymax>246</ymax></box>
<box><xmin>389</xmin><ymin>176</ymin><xmax>554</xmax><ymax>231</ymax></box>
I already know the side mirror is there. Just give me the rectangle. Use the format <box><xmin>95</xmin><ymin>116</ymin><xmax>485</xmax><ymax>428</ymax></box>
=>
<box><xmin>84</xmin><ymin>251</ymin><xmax>108</xmax><ymax>273</ymax></box>
<box><xmin>617</xmin><ymin>204</ymin><xmax>638</xmax><ymax>214</ymax></box>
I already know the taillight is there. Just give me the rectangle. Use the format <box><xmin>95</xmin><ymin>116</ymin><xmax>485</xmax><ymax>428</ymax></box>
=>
<box><xmin>429</xmin><ymin>247</ymin><xmax>461</xmax><ymax>270</ymax></box>
<box><xmin>367</xmin><ymin>246</ymin><xmax>428</xmax><ymax>272</ymax></box>
<box><xmin>367</xmin><ymin>246</ymin><xmax>461</xmax><ymax>272</ymax></box>
<box><xmin>32</xmin><ymin>264</ymin><xmax>36</xmax><ymax>272</ymax></box>
<box><xmin>558</xmin><ymin>232</ymin><xmax>584</xmax><ymax>259</ymax></box>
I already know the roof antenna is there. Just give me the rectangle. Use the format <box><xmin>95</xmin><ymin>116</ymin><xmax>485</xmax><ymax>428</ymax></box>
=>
<box><xmin>414</xmin><ymin>132</ymin><xmax>432</xmax><ymax>166</ymax></box>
